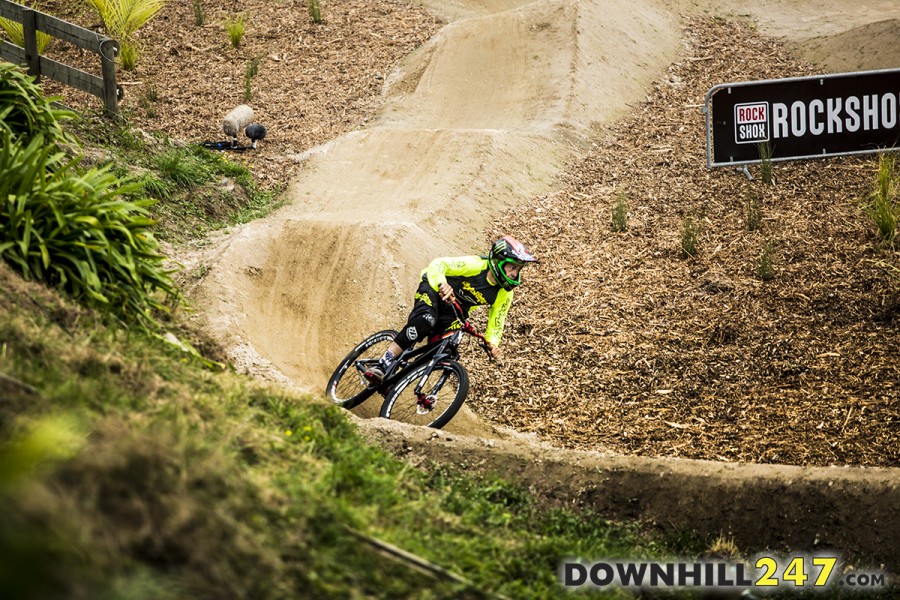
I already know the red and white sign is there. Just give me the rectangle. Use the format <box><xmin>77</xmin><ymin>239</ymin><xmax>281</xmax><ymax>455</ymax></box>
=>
<box><xmin>734</xmin><ymin>102</ymin><xmax>770</xmax><ymax>144</ymax></box>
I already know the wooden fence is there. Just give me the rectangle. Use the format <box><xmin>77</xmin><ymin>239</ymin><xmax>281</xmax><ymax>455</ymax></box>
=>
<box><xmin>0</xmin><ymin>0</ymin><xmax>119</xmax><ymax>113</ymax></box>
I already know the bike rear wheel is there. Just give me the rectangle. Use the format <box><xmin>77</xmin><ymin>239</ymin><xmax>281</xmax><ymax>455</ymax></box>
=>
<box><xmin>326</xmin><ymin>329</ymin><xmax>397</xmax><ymax>409</ymax></box>
<box><xmin>379</xmin><ymin>360</ymin><xmax>469</xmax><ymax>428</ymax></box>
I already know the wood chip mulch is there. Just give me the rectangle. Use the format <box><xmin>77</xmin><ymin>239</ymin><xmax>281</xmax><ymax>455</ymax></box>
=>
<box><xmin>470</xmin><ymin>16</ymin><xmax>900</xmax><ymax>468</ymax></box>
<box><xmin>33</xmin><ymin>0</ymin><xmax>440</xmax><ymax>188</ymax></box>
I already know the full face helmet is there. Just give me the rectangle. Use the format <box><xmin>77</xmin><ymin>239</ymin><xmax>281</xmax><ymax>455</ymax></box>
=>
<box><xmin>487</xmin><ymin>235</ymin><xmax>539</xmax><ymax>291</ymax></box>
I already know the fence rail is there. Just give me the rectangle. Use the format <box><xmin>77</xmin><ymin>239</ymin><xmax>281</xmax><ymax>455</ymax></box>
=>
<box><xmin>0</xmin><ymin>0</ymin><xmax>119</xmax><ymax>113</ymax></box>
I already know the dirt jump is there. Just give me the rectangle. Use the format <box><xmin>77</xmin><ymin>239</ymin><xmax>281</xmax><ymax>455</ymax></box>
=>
<box><xmin>188</xmin><ymin>0</ymin><xmax>900</xmax><ymax>567</ymax></box>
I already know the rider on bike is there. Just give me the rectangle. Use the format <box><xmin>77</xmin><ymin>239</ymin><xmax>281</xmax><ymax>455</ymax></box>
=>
<box><xmin>364</xmin><ymin>235</ymin><xmax>539</xmax><ymax>383</ymax></box>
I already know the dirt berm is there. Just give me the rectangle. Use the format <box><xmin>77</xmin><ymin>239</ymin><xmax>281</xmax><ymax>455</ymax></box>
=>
<box><xmin>188</xmin><ymin>0</ymin><xmax>900</xmax><ymax>567</ymax></box>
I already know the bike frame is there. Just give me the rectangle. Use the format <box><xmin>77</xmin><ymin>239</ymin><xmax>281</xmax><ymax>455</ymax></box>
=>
<box><xmin>354</xmin><ymin>302</ymin><xmax>491</xmax><ymax>397</ymax></box>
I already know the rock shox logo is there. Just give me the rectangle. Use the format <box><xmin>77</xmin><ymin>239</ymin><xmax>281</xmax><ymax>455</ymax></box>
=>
<box><xmin>735</xmin><ymin>102</ymin><xmax>769</xmax><ymax>144</ymax></box>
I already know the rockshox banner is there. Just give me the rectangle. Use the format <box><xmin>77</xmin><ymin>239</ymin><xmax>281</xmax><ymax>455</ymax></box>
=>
<box><xmin>704</xmin><ymin>68</ymin><xmax>900</xmax><ymax>167</ymax></box>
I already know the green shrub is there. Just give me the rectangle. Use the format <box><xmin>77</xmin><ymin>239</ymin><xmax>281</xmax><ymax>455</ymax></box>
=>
<box><xmin>757</xmin><ymin>141</ymin><xmax>773</xmax><ymax>184</ymax></box>
<box><xmin>610</xmin><ymin>191</ymin><xmax>628</xmax><ymax>232</ymax></box>
<box><xmin>758</xmin><ymin>238</ymin><xmax>776</xmax><ymax>281</ymax></box>
<box><xmin>308</xmin><ymin>0</ymin><xmax>322</xmax><ymax>24</ymax></box>
<box><xmin>244</xmin><ymin>56</ymin><xmax>259</xmax><ymax>102</ymax></box>
<box><xmin>0</xmin><ymin>131</ymin><xmax>181</xmax><ymax>329</ymax></box>
<box><xmin>746</xmin><ymin>189</ymin><xmax>762</xmax><ymax>231</ymax></box>
<box><xmin>0</xmin><ymin>61</ymin><xmax>74</xmax><ymax>143</ymax></box>
<box><xmin>224</xmin><ymin>13</ymin><xmax>246</xmax><ymax>48</ymax></box>
<box><xmin>192</xmin><ymin>0</ymin><xmax>204</xmax><ymax>26</ymax></box>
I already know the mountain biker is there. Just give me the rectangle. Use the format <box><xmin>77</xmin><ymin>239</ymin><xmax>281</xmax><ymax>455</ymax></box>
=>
<box><xmin>364</xmin><ymin>235</ymin><xmax>539</xmax><ymax>384</ymax></box>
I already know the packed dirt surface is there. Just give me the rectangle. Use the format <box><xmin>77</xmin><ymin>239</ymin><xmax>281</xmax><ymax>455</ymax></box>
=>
<box><xmin>22</xmin><ymin>0</ymin><xmax>900</xmax><ymax>564</ymax></box>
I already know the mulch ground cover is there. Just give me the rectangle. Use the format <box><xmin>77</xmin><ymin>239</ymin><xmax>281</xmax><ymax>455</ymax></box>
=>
<box><xmin>472</xmin><ymin>17</ymin><xmax>900</xmax><ymax>468</ymax></box>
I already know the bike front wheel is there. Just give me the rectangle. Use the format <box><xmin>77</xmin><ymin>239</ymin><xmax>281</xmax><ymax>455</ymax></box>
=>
<box><xmin>326</xmin><ymin>329</ymin><xmax>397</xmax><ymax>409</ymax></box>
<box><xmin>379</xmin><ymin>360</ymin><xmax>469</xmax><ymax>428</ymax></box>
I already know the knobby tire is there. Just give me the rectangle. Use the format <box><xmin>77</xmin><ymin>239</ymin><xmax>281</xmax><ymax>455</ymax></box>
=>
<box><xmin>326</xmin><ymin>329</ymin><xmax>397</xmax><ymax>409</ymax></box>
<box><xmin>379</xmin><ymin>360</ymin><xmax>469</xmax><ymax>429</ymax></box>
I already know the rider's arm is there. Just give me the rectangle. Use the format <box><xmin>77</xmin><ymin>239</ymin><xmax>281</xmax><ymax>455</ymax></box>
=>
<box><xmin>484</xmin><ymin>288</ymin><xmax>513</xmax><ymax>346</ymax></box>
<box><xmin>423</xmin><ymin>256</ymin><xmax>486</xmax><ymax>291</ymax></box>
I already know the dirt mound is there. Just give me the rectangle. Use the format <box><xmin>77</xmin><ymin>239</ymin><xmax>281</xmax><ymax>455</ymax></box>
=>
<box><xmin>793</xmin><ymin>19</ymin><xmax>900</xmax><ymax>73</ymax></box>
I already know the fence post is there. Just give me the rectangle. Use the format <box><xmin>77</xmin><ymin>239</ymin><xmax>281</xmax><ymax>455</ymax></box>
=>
<box><xmin>21</xmin><ymin>7</ymin><xmax>39</xmax><ymax>78</ymax></box>
<box><xmin>99</xmin><ymin>38</ymin><xmax>119</xmax><ymax>115</ymax></box>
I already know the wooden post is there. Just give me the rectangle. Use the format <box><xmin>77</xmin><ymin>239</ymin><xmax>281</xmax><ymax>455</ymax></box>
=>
<box><xmin>21</xmin><ymin>7</ymin><xmax>39</xmax><ymax>79</ymax></box>
<box><xmin>99</xmin><ymin>38</ymin><xmax>119</xmax><ymax>115</ymax></box>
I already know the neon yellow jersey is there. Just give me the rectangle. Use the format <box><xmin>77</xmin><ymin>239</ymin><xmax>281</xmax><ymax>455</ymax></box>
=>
<box><xmin>422</xmin><ymin>256</ymin><xmax>513</xmax><ymax>346</ymax></box>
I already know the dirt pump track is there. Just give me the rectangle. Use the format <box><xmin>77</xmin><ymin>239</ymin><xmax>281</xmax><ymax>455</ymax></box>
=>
<box><xmin>186</xmin><ymin>0</ymin><xmax>900</xmax><ymax>565</ymax></box>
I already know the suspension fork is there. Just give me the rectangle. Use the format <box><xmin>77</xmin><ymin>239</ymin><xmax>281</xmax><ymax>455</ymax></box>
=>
<box><xmin>412</xmin><ymin>338</ymin><xmax>453</xmax><ymax>397</ymax></box>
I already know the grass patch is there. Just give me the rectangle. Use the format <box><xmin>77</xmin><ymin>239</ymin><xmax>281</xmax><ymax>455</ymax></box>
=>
<box><xmin>866</xmin><ymin>152</ymin><xmax>898</xmax><ymax>246</ymax></box>
<box><xmin>680</xmin><ymin>215</ymin><xmax>699</xmax><ymax>259</ymax></box>
<box><xmin>225</xmin><ymin>13</ymin><xmax>247</xmax><ymax>48</ymax></box>
<box><xmin>0</xmin><ymin>266</ymin><xmax>694</xmax><ymax>598</ymax></box>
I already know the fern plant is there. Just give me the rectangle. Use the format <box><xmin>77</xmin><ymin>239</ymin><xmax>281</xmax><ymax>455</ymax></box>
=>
<box><xmin>0</xmin><ymin>1</ymin><xmax>52</xmax><ymax>53</ymax></box>
<box><xmin>81</xmin><ymin>0</ymin><xmax>170</xmax><ymax>71</ymax></box>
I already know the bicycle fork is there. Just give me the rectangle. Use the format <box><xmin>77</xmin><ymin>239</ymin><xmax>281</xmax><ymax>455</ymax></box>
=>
<box><xmin>413</xmin><ymin>342</ymin><xmax>453</xmax><ymax>413</ymax></box>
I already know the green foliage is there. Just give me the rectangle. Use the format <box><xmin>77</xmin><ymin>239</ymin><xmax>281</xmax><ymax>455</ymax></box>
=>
<box><xmin>80</xmin><ymin>0</ymin><xmax>169</xmax><ymax>71</ymax></box>
<box><xmin>866</xmin><ymin>152</ymin><xmax>898</xmax><ymax>245</ymax></box>
<box><xmin>0</xmin><ymin>277</ymin><xmax>687</xmax><ymax>599</ymax></box>
<box><xmin>746</xmin><ymin>188</ymin><xmax>762</xmax><ymax>231</ymax></box>
<box><xmin>153</xmin><ymin>146</ymin><xmax>215</xmax><ymax>188</ymax></box>
<box><xmin>308</xmin><ymin>0</ymin><xmax>322</xmax><ymax>24</ymax></box>
<box><xmin>611</xmin><ymin>191</ymin><xmax>628</xmax><ymax>232</ymax></box>
<box><xmin>0</xmin><ymin>61</ymin><xmax>74</xmax><ymax>142</ymax></box>
<box><xmin>758</xmin><ymin>238</ymin><xmax>776</xmax><ymax>281</ymax></box>
<box><xmin>138</xmin><ymin>171</ymin><xmax>171</xmax><ymax>199</ymax></box>
<box><xmin>757</xmin><ymin>141</ymin><xmax>773</xmax><ymax>184</ymax></box>
<box><xmin>0</xmin><ymin>131</ymin><xmax>181</xmax><ymax>329</ymax></box>
<box><xmin>680</xmin><ymin>214</ymin><xmax>699</xmax><ymax>259</ymax></box>
<box><xmin>0</xmin><ymin>1</ymin><xmax>52</xmax><ymax>53</ymax></box>
<box><xmin>224</xmin><ymin>13</ymin><xmax>246</xmax><ymax>48</ymax></box>
<box><xmin>0</xmin><ymin>63</ymin><xmax>181</xmax><ymax>331</ymax></box>
<box><xmin>192</xmin><ymin>0</ymin><xmax>204</xmax><ymax>26</ymax></box>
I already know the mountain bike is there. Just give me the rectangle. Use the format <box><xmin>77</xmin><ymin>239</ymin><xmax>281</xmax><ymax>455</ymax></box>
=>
<box><xmin>325</xmin><ymin>302</ymin><xmax>493</xmax><ymax>428</ymax></box>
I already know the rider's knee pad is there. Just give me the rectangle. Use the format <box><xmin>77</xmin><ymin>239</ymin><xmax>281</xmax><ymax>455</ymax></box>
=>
<box><xmin>396</xmin><ymin>311</ymin><xmax>436</xmax><ymax>349</ymax></box>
